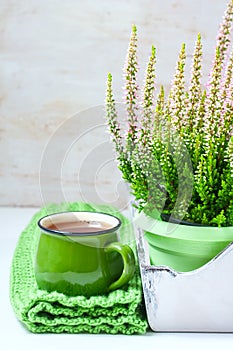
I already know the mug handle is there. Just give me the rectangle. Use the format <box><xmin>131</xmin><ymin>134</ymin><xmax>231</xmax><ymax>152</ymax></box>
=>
<box><xmin>105</xmin><ymin>242</ymin><xmax>135</xmax><ymax>291</ymax></box>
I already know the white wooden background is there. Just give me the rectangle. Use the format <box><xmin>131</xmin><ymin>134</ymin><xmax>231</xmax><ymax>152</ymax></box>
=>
<box><xmin>0</xmin><ymin>0</ymin><xmax>229</xmax><ymax>207</ymax></box>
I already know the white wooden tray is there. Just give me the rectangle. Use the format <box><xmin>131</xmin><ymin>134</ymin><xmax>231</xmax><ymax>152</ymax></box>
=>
<box><xmin>134</xmin><ymin>222</ymin><xmax>233</xmax><ymax>332</ymax></box>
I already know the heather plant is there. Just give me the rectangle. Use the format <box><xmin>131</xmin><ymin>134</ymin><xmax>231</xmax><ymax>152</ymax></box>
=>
<box><xmin>105</xmin><ymin>1</ymin><xmax>233</xmax><ymax>227</ymax></box>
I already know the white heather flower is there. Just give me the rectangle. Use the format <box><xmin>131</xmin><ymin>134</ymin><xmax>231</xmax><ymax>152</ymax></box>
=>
<box><xmin>169</xmin><ymin>43</ymin><xmax>187</xmax><ymax>132</ymax></box>
<box><xmin>188</xmin><ymin>33</ymin><xmax>203</xmax><ymax>133</ymax></box>
<box><xmin>105</xmin><ymin>73</ymin><xmax>123</xmax><ymax>154</ymax></box>
<box><xmin>123</xmin><ymin>24</ymin><xmax>139</xmax><ymax>146</ymax></box>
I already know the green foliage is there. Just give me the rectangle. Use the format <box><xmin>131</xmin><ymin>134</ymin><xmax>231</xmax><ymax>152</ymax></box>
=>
<box><xmin>105</xmin><ymin>1</ymin><xmax>233</xmax><ymax>227</ymax></box>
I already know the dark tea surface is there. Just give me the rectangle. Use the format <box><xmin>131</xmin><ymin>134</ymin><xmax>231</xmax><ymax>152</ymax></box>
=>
<box><xmin>47</xmin><ymin>220</ymin><xmax>112</xmax><ymax>233</ymax></box>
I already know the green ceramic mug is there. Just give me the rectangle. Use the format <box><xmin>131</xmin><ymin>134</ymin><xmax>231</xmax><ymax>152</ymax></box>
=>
<box><xmin>35</xmin><ymin>211</ymin><xmax>135</xmax><ymax>296</ymax></box>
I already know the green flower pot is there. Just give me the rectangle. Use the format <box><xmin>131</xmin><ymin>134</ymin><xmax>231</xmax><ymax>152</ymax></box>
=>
<box><xmin>137</xmin><ymin>211</ymin><xmax>233</xmax><ymax>272</ymax></box>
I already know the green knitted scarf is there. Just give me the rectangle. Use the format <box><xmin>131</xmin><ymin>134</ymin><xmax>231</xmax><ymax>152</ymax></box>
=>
<box><xmin>10</xmin><ymin>202</ymin><xmax>148</xmax><ymax>335</ymax></box>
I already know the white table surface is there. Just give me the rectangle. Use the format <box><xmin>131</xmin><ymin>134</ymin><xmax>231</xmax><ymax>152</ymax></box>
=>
<box><xmin>1</xmin><ymin>207</ymin><xmax>233</xmax><ymax>350</ymax></box>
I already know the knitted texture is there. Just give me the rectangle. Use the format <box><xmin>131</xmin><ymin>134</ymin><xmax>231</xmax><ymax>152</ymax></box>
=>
<box><xmin>10</xmin><ymin>202</ymin><xmax>148</xmax><ymax>334</ymax></box>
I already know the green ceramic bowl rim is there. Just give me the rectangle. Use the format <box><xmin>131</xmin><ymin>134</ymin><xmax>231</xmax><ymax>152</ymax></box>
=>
<box><xmin>135</xmin><ymin>211</ymin><xmax>233</xmax><ymax>242</ymax></box>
